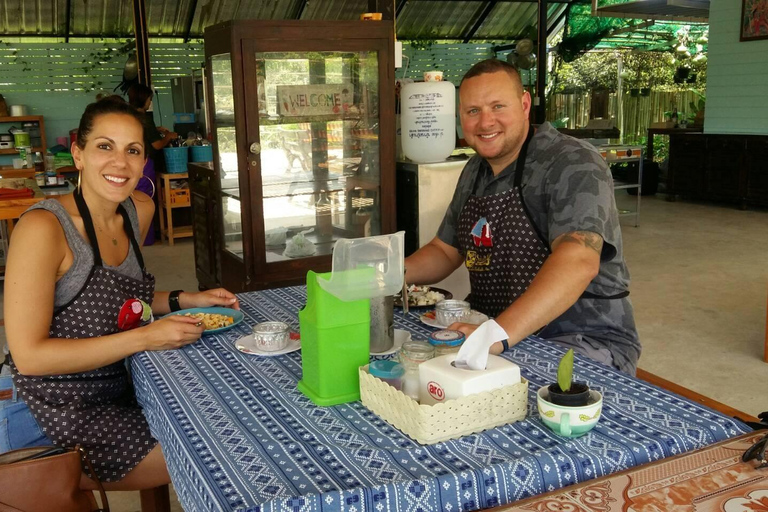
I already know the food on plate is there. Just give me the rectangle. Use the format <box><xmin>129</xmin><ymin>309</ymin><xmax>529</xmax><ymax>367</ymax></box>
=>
<box><xmin>184</xmin><ymin>312</ymin><xmax>234</xmax><ymax>330</ymax></box>
<box><xmin>404</xmin><ymin>285</ymin><xmax>445</xmax><ymax>306</ymax></box>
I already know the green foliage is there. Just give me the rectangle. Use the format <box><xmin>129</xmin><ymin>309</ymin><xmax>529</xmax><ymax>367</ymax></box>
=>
<box><xmin>80</xmin><ymin>39</ymin><xmax>135</xmax><ymax>94</ymax></box>
<box><xmin>557</xmin><ymin>349</ymin><xmax>575</xmax><ymax>392</ymax></box>
<box><xmin>556</xmin><ymin>52</ymin><xmax>618</xmax><ymax>91</ymax></box>
<box><xmin>555</xmin><ymin>49</ymin><xmax>705</xmax><ymax>93</ymax></box>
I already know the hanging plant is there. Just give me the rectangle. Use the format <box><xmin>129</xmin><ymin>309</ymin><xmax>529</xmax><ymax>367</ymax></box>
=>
<box><xmin>81</xmin><ymin>39</ymin><xmax>135</xmax><ymax>94</ymax></box>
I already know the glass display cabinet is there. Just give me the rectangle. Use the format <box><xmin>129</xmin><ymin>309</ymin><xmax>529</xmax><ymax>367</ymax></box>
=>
<box><xmin>197</xmin><ymin>20</ymin><xmax>395</xmax><ymax>292</ymax></box>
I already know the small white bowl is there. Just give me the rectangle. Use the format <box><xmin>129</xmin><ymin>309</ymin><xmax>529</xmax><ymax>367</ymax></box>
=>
<box><xmin>252</xmin><ymin>322</ymin><xmax>290</xmax><ymax>352</ymax></box>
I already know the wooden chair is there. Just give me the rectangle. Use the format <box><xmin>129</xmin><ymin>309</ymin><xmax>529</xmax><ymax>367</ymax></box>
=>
<box><xmin>140</xmin><ymin>486</ymin><xmax>170</xmax><ymax>512</ymax></box>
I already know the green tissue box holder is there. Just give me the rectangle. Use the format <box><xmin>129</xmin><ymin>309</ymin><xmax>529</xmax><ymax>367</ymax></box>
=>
<box><xmin>298</xmin><ymin>270</ymin><xmax>370</xmax><ymax>406</ymax></box>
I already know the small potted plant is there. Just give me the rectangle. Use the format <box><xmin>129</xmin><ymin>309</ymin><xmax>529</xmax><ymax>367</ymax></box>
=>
<box><xmin>536</xmin><ymin>349</ymin><xmax>603</xmax><ymax>437</ymax></box>
<box><xmin>548</xmin><ymin>349</ymin><xmax>590</xmax><ymax>406</ymax></box>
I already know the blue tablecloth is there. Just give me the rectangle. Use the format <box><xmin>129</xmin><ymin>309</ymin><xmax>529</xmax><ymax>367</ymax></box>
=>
<box><xmin>131</xmin><ymin>287</ymin><xmax>750</xmax><ymax>512</ymax></box>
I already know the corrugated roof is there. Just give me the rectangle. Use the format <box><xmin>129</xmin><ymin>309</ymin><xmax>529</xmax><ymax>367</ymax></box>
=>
<box><xmin>0</xmin><ymin>0</ymin><xmax>568</xmax><ymax>41</ymax></box>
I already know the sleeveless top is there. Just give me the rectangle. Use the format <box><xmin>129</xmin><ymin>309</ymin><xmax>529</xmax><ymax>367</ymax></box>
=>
<box><xmin>26</xmin><ymin>198</ymin><xmax>144</xmax><ymax>307</ymax></box>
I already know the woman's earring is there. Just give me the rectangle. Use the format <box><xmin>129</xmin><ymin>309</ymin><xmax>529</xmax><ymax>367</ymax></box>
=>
<box><xmin>76</xmin><ymin>171</ymin><xmax>81</xmax><ymax>192</ymax></box>
<box><xmin>133</xmin><ymin>175</ymin><xmax>156</xmax><ymax>200</ymax></box>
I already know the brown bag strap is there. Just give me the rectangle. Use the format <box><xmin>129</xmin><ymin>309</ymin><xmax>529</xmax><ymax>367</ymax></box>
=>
<box><xmin>0</xmin><ymin>500</ymin><xmax>24</xmax><ymax>512</ymax></box>
<box><xmin>77</xmin><ymin>446</ymin><xmax>110</xmax><ymax>512</ymax></box>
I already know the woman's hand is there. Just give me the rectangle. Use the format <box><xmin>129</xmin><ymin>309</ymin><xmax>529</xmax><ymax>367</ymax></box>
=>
<box><xmin>180</xmin><ymin>288</ymin><xmax>240</xmax><ymax>310</ymax></box>
<box><xmin>140</xmin><ymin>315</ymin><xmax>205</xmax><ymax>351</ymax></box>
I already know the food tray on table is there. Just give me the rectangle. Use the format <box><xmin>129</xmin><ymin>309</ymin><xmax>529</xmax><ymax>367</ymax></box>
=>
<box><xmin>395</xmin><ymin>286</ymin><xmax>452</xmax><ymax>309</ymax></box>
<box><xmin>359</xmin><ymin>366</ymin><xmax>528</xmax><ymax>445</ymax></box>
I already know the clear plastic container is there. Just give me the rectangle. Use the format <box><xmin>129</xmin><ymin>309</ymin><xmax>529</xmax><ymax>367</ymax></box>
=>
<box><xmin>369</xmin><ymin>360</ymin><xmax>405</xmax><ymax>390</ymax></box>
<box><xmin>399</xmin><ymin>340</ymin><xmax>435</xmax><ymax>400</ymax></box>
<box><xmin>318</xmin><ymin>231</ymin><xmax>405</xmax><ymax>301</ymax></box>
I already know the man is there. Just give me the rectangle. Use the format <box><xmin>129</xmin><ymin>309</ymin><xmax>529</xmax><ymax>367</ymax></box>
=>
<box><xmin>404</xmin><ymin>59</ymin><xmax>640</xmax><ymax>374</ymax></box>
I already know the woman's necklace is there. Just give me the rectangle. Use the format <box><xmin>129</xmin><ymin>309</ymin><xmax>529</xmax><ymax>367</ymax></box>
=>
<box><xmin>96</xmin><ymin>225</ymin><xmax>118</xmax><ymax>246</ymax></box>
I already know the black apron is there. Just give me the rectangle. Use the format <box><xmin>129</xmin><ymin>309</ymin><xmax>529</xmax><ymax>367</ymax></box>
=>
<box><xmin>11</xmin><ymin>189</ymin><xmax>158</xmax><ymax>482</ymax></box>
<box><xmin>457</xmin><ymin>125</ymin><xmax>628</xmax><ymax>318</ymax></box>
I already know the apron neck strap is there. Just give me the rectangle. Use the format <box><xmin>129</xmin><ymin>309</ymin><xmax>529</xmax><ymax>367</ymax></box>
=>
<box><xmin>73</xmin><ymin>188</ymin><xmax>145</xmax><ymax>270</ymax></box>
<box><xmin>513</xmin><ymin>123</ymin><xmax>534</xmax><ymax>189</ymax></box>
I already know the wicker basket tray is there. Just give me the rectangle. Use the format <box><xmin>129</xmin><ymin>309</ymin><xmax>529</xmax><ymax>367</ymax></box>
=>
<box><xmin>359</xmin><ymin>366</ymin><xmax>528</xmax><ymax>444</ymax></box>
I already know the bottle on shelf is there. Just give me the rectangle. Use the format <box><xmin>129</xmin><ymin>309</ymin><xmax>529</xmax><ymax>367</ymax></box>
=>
<box><xmin>315</xmin><ymin>190</ymin><xmax>333</xmax><ymax>241</ymax></box>
<box><xmin>34</xmin><ymin>152</ymin><xmax>45</xmax><ymax>186</ymax></box>
<box><xmin>18</xmin><ymin>146</ymin><xmax>29</xmax><ymax>166</ymax></box>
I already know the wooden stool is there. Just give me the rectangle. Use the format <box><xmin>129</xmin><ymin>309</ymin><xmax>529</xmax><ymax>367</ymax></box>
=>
<box><xmin>157</xmin><ymin>172</ymin><xmax>193</xmax><ymax>246</ymax></box>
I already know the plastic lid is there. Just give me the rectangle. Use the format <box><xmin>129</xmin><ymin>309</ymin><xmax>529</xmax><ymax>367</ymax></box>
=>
<box><xmin>318</xmin><ymin>231</ymin><xmax>405</xmax><ymax>301</ymax></box>
<box><xmin>369</xmin><ymin>360</ymin><xmax>405</xmax><ymax>379</ymax></box>
<box><xmin>428</xmin><ymin>329</ymin><xmax>466</xmax><ymax>347</ymax></box>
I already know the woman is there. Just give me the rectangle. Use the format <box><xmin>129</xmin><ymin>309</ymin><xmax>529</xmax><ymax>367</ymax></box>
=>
<box><xmin>127</xmin><ymin>83</ymin><xmax>177</xmax><ymax>245</ymax></box>
<box><xmin>3</xmin><ymin>96</ymin><xmax>238</xmax><ymax>491</ymax></box>
<box><xmin>127</xmin><ymin>83</ymin><xmax>178</xmax><ymax>157</ymax></box>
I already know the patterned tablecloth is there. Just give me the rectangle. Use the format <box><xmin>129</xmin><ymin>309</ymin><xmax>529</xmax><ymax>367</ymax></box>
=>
<box><xmin>131</xmin><ymin>287</ymin><xmax>751</xmax><ymax>512</ymax></box>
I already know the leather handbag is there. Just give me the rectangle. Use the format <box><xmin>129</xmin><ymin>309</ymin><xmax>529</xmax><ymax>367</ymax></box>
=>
<box><xmin>0</xmin><ymin>445</ymin><xmax>109</xmax><ymax>512</ymax></box>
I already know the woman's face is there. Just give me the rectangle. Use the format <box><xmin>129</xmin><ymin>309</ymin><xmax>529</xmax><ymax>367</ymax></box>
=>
<box><xmin>73</xmin><ymin>113</ymin><xmax>145</xmax><ymax>203</ymax></box>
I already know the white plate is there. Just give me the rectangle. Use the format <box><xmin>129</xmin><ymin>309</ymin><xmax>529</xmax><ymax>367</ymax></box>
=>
<box><xmin>419</xmin><ymin>310</ymin><xmax>490</xmax><ymax>329</ymax></box>
<box><xmin>370</xmin><ymin>329</ymin><xmax>411</xmax><ymax>356</ymax></box>
<box><xmin>235</xmin><ymin>335</ymin><xmax>301</xmax><ymax>356</ymax></box>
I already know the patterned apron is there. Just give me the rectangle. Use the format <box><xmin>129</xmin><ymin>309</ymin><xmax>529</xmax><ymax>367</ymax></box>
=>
<box><xmin>11</xmin><ymin>189</ymin><xmax>158</xmax><ymax>482</ymax></box>
<box><xmin>457</xmin><ymin>126</ymin><xmax>628</xmax><ymax>318</ymax></box>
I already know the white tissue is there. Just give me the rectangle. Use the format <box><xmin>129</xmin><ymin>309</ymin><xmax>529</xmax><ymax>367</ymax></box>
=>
<box><xmin>454</xmin><ymin>319</ymin><xmax>509</xmax><ymax>370</ymax></box>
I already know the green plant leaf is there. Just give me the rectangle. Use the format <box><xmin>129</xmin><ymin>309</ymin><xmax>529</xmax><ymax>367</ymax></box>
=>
<box><xmin>557</xmin><ymin>349</ymin><xmax>574</xmax><ymax>392</ymax></box>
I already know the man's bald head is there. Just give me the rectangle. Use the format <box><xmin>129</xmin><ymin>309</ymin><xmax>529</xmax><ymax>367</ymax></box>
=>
<box><xmin>460</xmin><ymin>59</ymin><xmax>524</xmax><ymax>97</ymax></box>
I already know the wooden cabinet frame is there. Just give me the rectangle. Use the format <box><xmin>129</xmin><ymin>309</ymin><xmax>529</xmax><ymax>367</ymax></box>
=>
<box><xmin>200</xmin><ymin>20</ymin><xmax>396</xmax><ymax>292</ymax></box>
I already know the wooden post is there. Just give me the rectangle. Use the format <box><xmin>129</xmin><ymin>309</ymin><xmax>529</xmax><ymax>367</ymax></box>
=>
<box><xmin>535</xmin><ymin>0</ymin><xmax>548</xmax><ymax>124</ymax></box>
<box><xmin>132</xmin><ymin>0</ymin><xmax>152</xmax><ymax>86</ymax></box>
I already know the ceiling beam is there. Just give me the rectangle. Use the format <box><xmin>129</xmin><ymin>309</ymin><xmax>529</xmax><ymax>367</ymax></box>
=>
<box><xmin>183</xmin><ymin>0</ymin><xmax>199</xmax><ymax>42</ymax></box>
<box><xmin>463</xmin><ymin>1</ymin><xmax>497</xmax><ymax>43</ymax></box>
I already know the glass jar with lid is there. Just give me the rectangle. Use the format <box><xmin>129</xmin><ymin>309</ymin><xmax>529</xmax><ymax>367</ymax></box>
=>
<box><xmin>398</xmin><ymin>340</ymin><xmax>435</xmax><ymax>400</ymax></box>
<box><xmin>427</xmin><ymin>329</ymin><xmax>466</xmax><ymax>356</ymax></box>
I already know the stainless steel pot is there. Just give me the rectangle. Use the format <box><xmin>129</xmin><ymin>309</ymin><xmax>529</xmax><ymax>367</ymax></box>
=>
<box><xmin>370</xmin><ymin>295</ymin><xmax>394</xmax><ymax>353</ymax></box>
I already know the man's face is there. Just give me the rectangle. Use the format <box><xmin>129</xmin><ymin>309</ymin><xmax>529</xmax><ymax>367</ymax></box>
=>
<box><xmin>459</xmin><ymin>71</ymin><xmax>531</xmax><ymax>173</ymax></box>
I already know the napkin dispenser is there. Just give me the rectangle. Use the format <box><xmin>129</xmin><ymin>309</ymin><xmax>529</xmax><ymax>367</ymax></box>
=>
<box><xmin>418</xmin><ymin>354</ymin><xmax>521</xmax><ymax>405</ymax></box>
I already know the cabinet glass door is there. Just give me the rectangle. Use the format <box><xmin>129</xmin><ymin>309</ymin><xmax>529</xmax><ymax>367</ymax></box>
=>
<box><xmin>210</xmin><ymin>53</ymin><xmax>243</xmax><ymax>260</ymax></box>
<box><xmin>253</xmin><ymin>51</ymin><xmax>381</xmax><ymax>263</ymax></box>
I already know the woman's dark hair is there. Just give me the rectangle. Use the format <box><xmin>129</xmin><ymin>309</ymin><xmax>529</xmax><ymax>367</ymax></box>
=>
<box><xmin>76</xmin><ymin>96</ymin><xmax>145</xmax><ymax>149</ymax></box>
<box><xmin>127</xmin><ymin>83</ymin><xmax>154</xmax><ymax>110</ymax></box>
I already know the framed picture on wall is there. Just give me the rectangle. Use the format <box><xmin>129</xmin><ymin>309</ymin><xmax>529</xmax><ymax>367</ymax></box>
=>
<box><xmin>741</xmin><ymin>0</ymin><xmax>768</xmax><ymax>41</ymax></box>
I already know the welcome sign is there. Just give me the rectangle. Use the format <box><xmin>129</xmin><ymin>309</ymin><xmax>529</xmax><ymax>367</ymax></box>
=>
<box><xmin>277</xmin><ymin>84</ymin><xmax>353</xmax><ymax>116</ymax></box>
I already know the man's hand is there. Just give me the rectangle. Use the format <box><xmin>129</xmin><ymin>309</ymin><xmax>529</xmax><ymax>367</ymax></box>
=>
<box><xmin>447</xmin><ymin>322</ymin><xmax>506</xmax><ymax>354</ymax></box>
